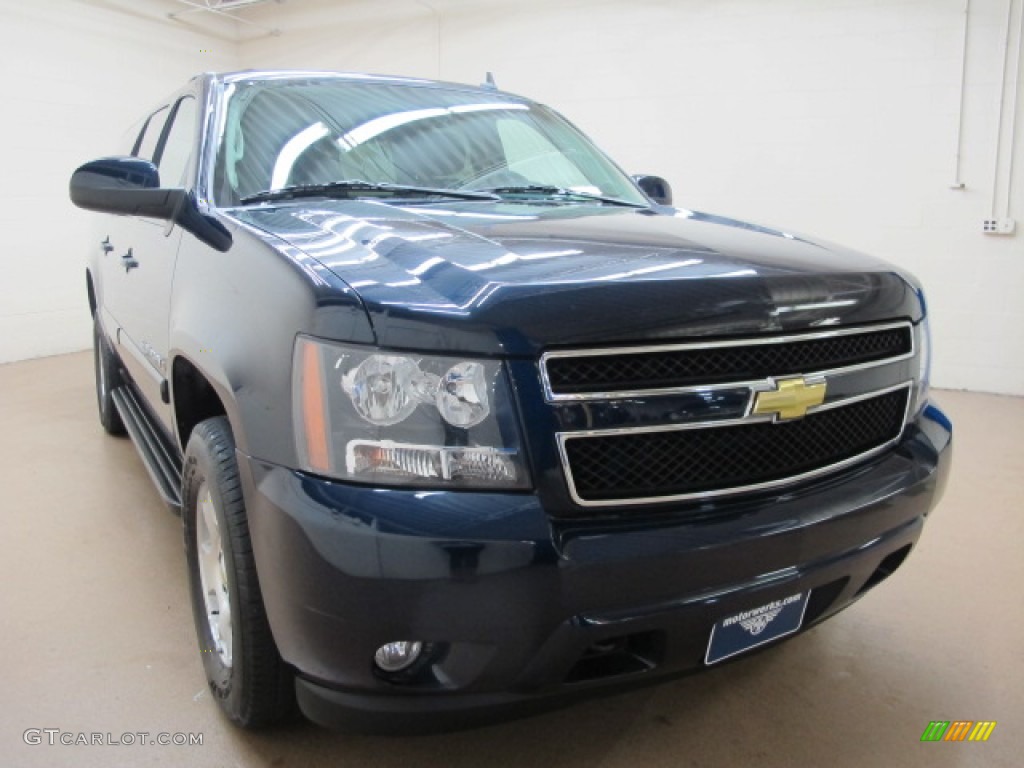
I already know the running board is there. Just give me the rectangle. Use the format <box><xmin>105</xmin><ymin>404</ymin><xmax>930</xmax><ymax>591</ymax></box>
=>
<box><xmin>111</xmin><ymin>386</ymin><xmax>183</xmax><ymax>514</ymax></box>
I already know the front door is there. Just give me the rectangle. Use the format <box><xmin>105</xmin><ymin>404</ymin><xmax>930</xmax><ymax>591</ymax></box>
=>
<box><xmin>99</xmin><ymin>94</ymin><xmax>197</xmax><ymax>437</ymax></box>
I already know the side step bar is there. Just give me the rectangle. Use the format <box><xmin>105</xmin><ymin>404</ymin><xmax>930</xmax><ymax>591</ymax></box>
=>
<box><xmin>111</xmin><ymin>386</ymin><xmax>183</xmax><ymax>514</ymax></box>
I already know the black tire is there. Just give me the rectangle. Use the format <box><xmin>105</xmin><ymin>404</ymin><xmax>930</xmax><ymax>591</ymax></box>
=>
<box><xmin>182</xmin><ymin>416</ymin><xmax>295</xmax><ymax>728</ymax></box>
<box><xmin>93</xmin><ymin>314</ymin><xmax>126</xmax><ymax>435</ymax></box>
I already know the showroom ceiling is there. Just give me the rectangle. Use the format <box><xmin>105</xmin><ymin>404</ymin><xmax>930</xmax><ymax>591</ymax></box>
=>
<box><xmin>165</xmin><ymin>0</ymin><xmax>283</xmax><ymax>38</ymax></box>
<box><xmin>79</xmin><ymin>0</ymin><xmax>288</xmax><ymax>41</ymax></box>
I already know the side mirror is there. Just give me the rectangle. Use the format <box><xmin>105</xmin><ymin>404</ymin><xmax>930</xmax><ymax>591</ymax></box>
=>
<box><xmin>632</xmin><ymin>175</ymin><xmax>673</xmax><ymax>207</ymax></box>
<box><xmin>70</xmin><ymin>156</ymin><xmax>185</xmax><ymax>218</ymax></box>
<box><xmin>70</xmin><ymin>156</ymin><xmax>231</xmax><ymax>252</ymax></box>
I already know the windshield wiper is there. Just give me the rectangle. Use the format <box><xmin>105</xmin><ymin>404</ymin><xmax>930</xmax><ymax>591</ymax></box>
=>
<box><xmin>238</xmin><ymin>180</ymin><xmax>501</xmax><ymax>206</ymax></box>
<box><xmin>476</xmin><ymin>184</ymin><xmax>647</xmax><ymax>208</ymax></box>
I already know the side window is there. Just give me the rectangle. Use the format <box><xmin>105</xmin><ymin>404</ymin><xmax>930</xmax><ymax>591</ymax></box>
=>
<box><xmin>134</xmin><ymin>106</ymin><xmax>169</xmax><ymax>161</ymax></box>
<box><xmin>155</xmin><ymin>97</ymin><xmax>197</xmax><ymax>188</ymax></box>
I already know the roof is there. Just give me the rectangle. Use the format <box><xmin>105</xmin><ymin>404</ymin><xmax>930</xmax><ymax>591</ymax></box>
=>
<box><xmin>207</xmin><ymin>69</ymin><xmax>516</xmax><ymax>98</ymax></box>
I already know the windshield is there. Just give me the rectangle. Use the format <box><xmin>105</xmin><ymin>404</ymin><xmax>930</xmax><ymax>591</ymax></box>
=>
<box><xmin>212</xmin><ymin>78</ymin><xmax>647</xmax><ymax>207</ymax></box>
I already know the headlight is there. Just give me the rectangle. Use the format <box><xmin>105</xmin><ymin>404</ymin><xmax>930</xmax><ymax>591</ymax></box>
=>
<box><xmin>293</xmin><ymin>337</ymin><xmax>529</xmax><ymax>488</ymax></box>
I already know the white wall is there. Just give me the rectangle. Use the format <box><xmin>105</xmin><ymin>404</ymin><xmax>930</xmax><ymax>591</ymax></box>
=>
<box><xmin>1</xmin><ymin>0</ymin><xmax>1019</xmax><ymax>396</ymax></box>
<box><xmin>0</xmin><ymin>0</ymin><xmax>238</xmax><ymax>364</ymax></box>
<box><xmin>239</xmin><ymin>0</ymin><xmax>1024</xmax><ymax>396</ymax></box>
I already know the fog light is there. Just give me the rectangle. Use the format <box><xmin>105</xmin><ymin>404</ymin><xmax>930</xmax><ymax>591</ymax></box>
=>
<box><xmin>374</xmin><ymin>641</ymin><xmax>423</xmax><ymax>673</ymax></box>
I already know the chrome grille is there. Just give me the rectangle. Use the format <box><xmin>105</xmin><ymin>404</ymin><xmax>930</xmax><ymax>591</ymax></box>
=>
<box><xmin>542</xmin><ymin>322</ymin><xmax>913</xmax><ymax>400</ymax></box>
<box><xmin>560</xmin><ymin>385</ymin><xmax>910</xmax><ymax>506</ymax></box>
<box><xmin>546</xmin><ymin>321</ymin><xmax>918</xmax><ymax>508</ymax></box>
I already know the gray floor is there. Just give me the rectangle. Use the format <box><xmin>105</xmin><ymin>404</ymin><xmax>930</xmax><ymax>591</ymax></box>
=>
<box><xmin>1</xmin><ymin>351</ymin><xmax>1020</xmax><ymax>767</ymax></box>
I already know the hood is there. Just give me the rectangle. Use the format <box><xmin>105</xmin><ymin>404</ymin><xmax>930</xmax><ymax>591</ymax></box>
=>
<box><xmin>231</xmin><ymin>200</ymin><xmax>922</xmax><ymax>356</ymax></box>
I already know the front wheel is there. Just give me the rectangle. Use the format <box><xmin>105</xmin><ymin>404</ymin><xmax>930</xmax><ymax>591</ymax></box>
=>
<box><xmin>182</xmin><ymin>416</ymin><xmax>294</xmax><ymax>728</ymax></box>
<box><xmin>93</xmin><ymin>314</ymin><xmax>125</xmax><ymax>435</ymax></box>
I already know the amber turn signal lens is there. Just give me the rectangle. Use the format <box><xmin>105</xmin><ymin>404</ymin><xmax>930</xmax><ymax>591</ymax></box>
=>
<box><xmin>299</xmin><ymin>339</ymin><xmax>330</xmax><ymax>472</ymax></box>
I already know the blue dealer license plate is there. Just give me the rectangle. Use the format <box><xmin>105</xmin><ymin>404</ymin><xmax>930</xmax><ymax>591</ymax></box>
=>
<box><xmin>705</xmin><ymin>592</ymin><xmax>810</xmax><ymax>665</ymax></box>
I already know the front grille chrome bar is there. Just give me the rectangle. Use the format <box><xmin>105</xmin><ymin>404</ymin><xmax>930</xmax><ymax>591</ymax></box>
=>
<box><xmin>556</xmin><ymin>381</ymin><xmax>914</xmax><ymax>508</ymax></box>
<box><xmin>540</xmin><ymin>321</ymin><xmax>915</xmax><ymax>402</ymax></box>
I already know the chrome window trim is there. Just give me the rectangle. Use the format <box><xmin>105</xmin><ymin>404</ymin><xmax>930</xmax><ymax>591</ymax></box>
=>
<box><xmin>540</xmin><ymin>321</ymin><xmax>915</xmax><ymax>403</ymax></box>
<box><xmin>556</xmin><ymin>380</ymin><xmax>914</xmax><ymax>508</ymax></box>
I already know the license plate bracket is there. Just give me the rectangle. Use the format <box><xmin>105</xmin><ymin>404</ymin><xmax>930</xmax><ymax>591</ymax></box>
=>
<box><xmin>705</xmin><ymin>591</ymin><xmax>810</xmax><ymax>665</ymax></box>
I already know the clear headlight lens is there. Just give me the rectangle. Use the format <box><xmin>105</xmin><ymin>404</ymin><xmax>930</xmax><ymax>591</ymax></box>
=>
<box><xmin>436</xmin><ymin>361</ymin><xmax>490</xmax><ymax>427</ymax></box>
<box><xmin>293</xmin><ymin>337</ymin><xmax>528</xmax><ymax>489</ymax></box>
<box><xmin>342</xmin><ymin>354</ymin><xmax>433</xmax><ymax>426</ymax></box>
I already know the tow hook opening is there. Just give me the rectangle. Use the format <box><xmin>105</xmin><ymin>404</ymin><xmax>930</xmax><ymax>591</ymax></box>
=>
<box><xmin>857</xmin><ymin>544</ymin><xmax>913</xmax><ymax>596</ymax></box>
<box><xmin>565</xmin><ymin>631</ymin><xmax>663</xmax><ymax>684</ymax></box>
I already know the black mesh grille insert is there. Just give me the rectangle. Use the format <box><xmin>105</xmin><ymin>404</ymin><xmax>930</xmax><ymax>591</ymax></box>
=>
<box><xmin>563</xmin><ymin>388</ymin><xmax>908</xmax><ymax>503</ymax></box>
<box><xmin>545</xmin><ymin>325</ymin><xmax>912</xmax><ymax>396</ymax></box>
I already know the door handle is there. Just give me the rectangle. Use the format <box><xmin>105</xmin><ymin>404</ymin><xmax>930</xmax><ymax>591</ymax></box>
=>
<box><xmin>101</xmin><ymin>236</ymin><xmax>113</xmax><ymax>254</ymax></box>
<box><xmin>121</xmin><ymin>248</ymin><xmax>139</xmax><ymax>272</ymax></box>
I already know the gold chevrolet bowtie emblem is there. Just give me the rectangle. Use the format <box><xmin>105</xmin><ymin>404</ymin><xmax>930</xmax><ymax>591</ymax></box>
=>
<box><xmin>752</xmin><ymin>377</ymin><xmax>827</xmax><ymax>421</ymax></box>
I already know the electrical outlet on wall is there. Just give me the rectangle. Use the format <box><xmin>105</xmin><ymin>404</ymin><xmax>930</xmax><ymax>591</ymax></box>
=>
<box><xmin>982</xmin><ymin>218</ymin><xmax>1016</xmax><ymax>235</ymax></box>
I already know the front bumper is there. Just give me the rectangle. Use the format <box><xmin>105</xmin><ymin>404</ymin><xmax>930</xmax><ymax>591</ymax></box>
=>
<box><xmin>238</xmin><ymin>403</ymin><xmax>951</xmax><ymax>732</ymax></box>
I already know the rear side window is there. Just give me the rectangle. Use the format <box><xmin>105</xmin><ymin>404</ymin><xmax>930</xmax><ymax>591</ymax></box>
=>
<box><xmin>156</xmin><ymin>96</ymin><xmax>197</xmax><ymax>188</ymax></box>
<box><xmin>134</xmin><ymin>106</ymin><xmax>169</xmax><ymax>162</ymax></box>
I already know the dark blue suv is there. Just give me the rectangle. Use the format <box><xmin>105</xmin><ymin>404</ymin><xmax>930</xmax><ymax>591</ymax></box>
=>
<box><xmin>70</xmin><ymin>70</ymin><xmax>952</xmax><ymax>732</ymax></box>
